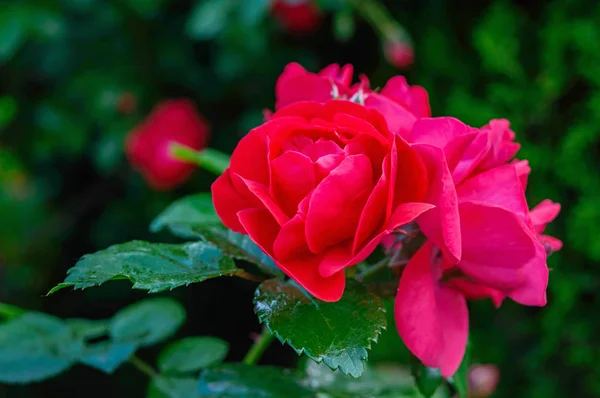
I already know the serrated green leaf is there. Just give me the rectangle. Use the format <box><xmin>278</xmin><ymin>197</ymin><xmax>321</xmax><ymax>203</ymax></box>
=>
<box><xmin>0</xmin><ymin>313</ymin><xmax>79</xmax><ymax>383</ymax></box>
<box><xmin>197</xmin><ymin>364</ymin><xmax>313</xmax><ymax>397</ymax></box>
<box><xmin>448</xmin><ymin>341</ymin><xmax>470</xmax><ymax>398</ymax></box>
<box><xmin>254</xmin><ymin>279</ymin><xmax>386</xmax><ymax>378</ymax></box>
<box><xmin>410</xmin><ymin>354</ymin><xmax>443</xmax><ymax>398</ymax></box>
<box><xmin>198</xmin><ymin>227</ymin><xmax>283</xmax><ymax>277</ymax></box>
<box><xmin>186</xmin><ymin>0</ymin><xmax>232</xmax><ymax>40</ymax></box>
<box><xmin>48</xmin><ymin>240</ymin><xmax>238</xmax><ymax>294</ymax></box>
<box><xmin>110</xmin><ymin>298</ymin><xmax>186</xmax><ymax>347</ymax></box>
<box><xmin>158</xmin><ymin>337</ymin><xmax>228</xmax><ymax>375</ymax></box>
<box><xmin>148</xmin><ymin>376</ymin><xmax>199</xmax><ymax>398</ymax></box>
<box><xmin>150</xmin><ymin>193</ymin><xmax>222</xmax><ymax>239</ymax></box>
<box><xmin>151</xmin><ymin>197</ymin><xmax>282</xmax><ymax>277</ymax></box>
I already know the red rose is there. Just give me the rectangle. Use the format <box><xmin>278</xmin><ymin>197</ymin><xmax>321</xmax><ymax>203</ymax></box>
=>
<box><xmin>271</xmin><ymin>0</ymin><xmax>321</xmax><ymax>36</ymax></box>
<box><xmin>274</xmin><ymin>63</ymin><xmax>430</xmax><ymax>135</ymax></box>
<box><xmin>125</xmin><ymin>100</ymin><xmax>209</xmax><ymax>190</ymax></box>
<box><xmin>212</xmin><ymin>100</ymin><xmax>437</xmax><ymax>301</ymax></box>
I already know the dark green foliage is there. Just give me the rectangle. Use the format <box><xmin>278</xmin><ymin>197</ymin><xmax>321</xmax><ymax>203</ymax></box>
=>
<box><xmin>0</xmin><ymin>0</ymin><xmax>597</xmax><ymax>396</ymax></box>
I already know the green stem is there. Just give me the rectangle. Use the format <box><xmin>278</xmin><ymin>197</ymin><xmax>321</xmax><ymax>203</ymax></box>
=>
<box><xmin>129</xmin><ymin>355</ymin><xmax>158</xmax><ymax>378</ymax></box>
<box><xmin>170</xmin><ymin>144</ymin><xmax>230</xmax><ymax>175</ymax></box>
<box><xmin>356</xmin><ymin>258</ymin><xmax>390</xmax><ymax>282</ymax></box>
<box><xmin>242</xmin><ymin>327</ymin><xmax>274</xmax><ymax>366</ymax></box>
<box><xmin>236</xmin><ymin>270</ymin><xmax>265</xmax><ymax>283</ymax></box>
<box><xmin>0</xmin><ymin>302</ymin><xmax>26</xmax><ymax>319</ymax></box>
<box><xmin>348</xmin><ymin>0</ymin><xmax>407</xmax><ymax>40</ymax></box>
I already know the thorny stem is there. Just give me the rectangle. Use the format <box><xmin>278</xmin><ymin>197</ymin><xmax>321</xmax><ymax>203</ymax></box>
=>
<box><xmin>129</xmin><ymin>355</ymin><xmax>158</xmax><ymax>378</ymax></box>
<box><xmin>0</xmin><ymin>302</ymin><xmax>26</xmax><ymax>319</ymax></box>
<box><xmin>242</xmin><ymin>327</ymin><xmax>275</xmax><ymax>366</ymax></box>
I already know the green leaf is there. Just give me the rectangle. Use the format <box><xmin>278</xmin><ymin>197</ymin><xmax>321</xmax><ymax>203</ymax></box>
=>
<box><xmin>150</xmin><ymin>193</ymin><xmax>222</xmax><ymax>239</ymax></box>
<box><xmin>151</xmin><ymin>197</ymin><xmax>282</xmax><ymax>277</ymax></box>
<box><xmin>198</xmin><ymin>227</ymin><xmax>283</xmax><ymax>277</ymax></box>
<box><xmin>254</xmin><ymin>279</ymin><xmax>387</xmax><ymax>378</ymax></box>
<box><xmin>186</xmin><ymin>0</ymin><xmax>232</xmax><ymax>40</ymax></box>
<box><xmin>236</xmin><ymin>0</ymin><xmax>270</xmax><ymax>26</ymax></box>
<box><xmin>197</xmin><ymin>364</ymin><xmax>313</xmax><ymax>397</ymax></box>
<box><xmin>0</xmin><ymin>96</ymin><xmax>18</xmax><ymax>131</ymax></box>
<box><xmin>0</xmin><ymin>7</ymin><xmax>27</xmax><ymax>63</ymax></box>
<box><xmin>158</xmin><ymin>337</ymin><xmax>228</xmax><ymax>374</ymax></box>
<box><xmin>110</xmin><ymin>298</ymin><xmax>186</xmax><ymax>347</ymax></box>
<box><xmin>148</xmin><ymin>376</ymin><xmax>199</xmax><ymax>398</ymax></box>
<box><xmin>0</xmin><ymin>313</ymin><xmax>78</xmax><ymax>383</ymax></box>
<box><xmin>79</xmin><ymin>341</ymin><xmax>137</xmax><ymax>374</ymax></box>
<box><xmin>125</xmin><ymin>0</ymin><xmax>166</xmax><ymax>19</ymax></box>
<box><xmin>66</xmin><ymin>319</ymin><xmax>136</xmax><ymax>374</ymax></box>
<box><xmin>333</xmin><ymin>8</ymin><xmax>355</xmax><ymax>42</ymax></box>
<box><xmin>448</xmin><ymin>341</ymin><xmax>470</xmax><ymax>398</ymax></box>
<box><xmin>410</xmin><ymin>354</ymin><xmax>443</xmax><ymax>398</ymax></box>
<box><xmin>48</xmin><ymin>240</ymin><xmax>238</xmax><ymax>294</ymax></box>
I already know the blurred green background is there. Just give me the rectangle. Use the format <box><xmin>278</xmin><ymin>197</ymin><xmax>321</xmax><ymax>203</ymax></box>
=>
<box><xmin>0</xmin><ymin>0</ymin><xmax>597</xmax><ymax>396</ymax></box>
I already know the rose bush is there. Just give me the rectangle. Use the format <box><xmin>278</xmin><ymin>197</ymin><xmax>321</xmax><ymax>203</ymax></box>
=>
<box><xmin>212</xmin><ymin>99</ymin><xmax>442</xmax><ymax>301</ymax></box>
<box><xmin>126</xmin><ymin>100</ymin><xmax>209</xmax><ymax>190</ymax></box>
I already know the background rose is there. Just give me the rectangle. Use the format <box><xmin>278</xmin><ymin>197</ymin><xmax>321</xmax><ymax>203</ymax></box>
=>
<box><xmin>212</xmin><ymin>100</ymin><xmax>435</xmax><ymax>301</ymax></box>
<box><xmin>125</xmin><ymin>100</ymin><xmax>209</xmax><ymax>190</ymax></box>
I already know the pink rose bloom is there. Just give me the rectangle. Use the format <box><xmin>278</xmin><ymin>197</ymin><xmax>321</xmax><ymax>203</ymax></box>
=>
<box><xmin>394</xmin><ymin>117</ymin><xmax>561</xmax><ymax>376</ymax></box>
<box><xmin>274</xmin><ymin>63</ymin><xmax>431</xmax><ymax>135</ymax></box>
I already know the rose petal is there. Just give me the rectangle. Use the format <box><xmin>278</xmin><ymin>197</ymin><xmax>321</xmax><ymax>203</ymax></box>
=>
<box><xmin>238</xmin><ymin>207</ymin><xmax>346</xmax><ymax>302</ymax></box>
<box><xmin>319</xmin><ymin>202</ymin><xmax>435</xmax><ymax>278</ymax></box>
<box><xmin>507</xmin><ymin>239</ymin><xmax>548</xmax><ymax>306</ymax></box>
<box><xmin>456</xmin><ymin>164</ymin><xmax>529</xmax><ymax>217</ymax></box>
<box><xmin>413</xmin><ymin>144</ymin><xmax>462</xmax><ymax>262</ymax></box>
<box><xmin>236</xmin><ymin>175</ymin><xmax>290</xmax><ymax>226</ymax></box>
<box><xmin>458</xmin><ymin>202</ymin><xmax>536</xmax><ymax>290</ymax></box>
<box><xmin>270</xmin><ymin>151</ymin><xmax>316</xmax><ymax>216</ymax></box>
<box><xmin>448</xmin><ymin>278</ymin><xmax>505</xmax><ymax>308</ymax></box>
<box><xmin>530</xmin><ymin>200</ymin><xmax>561</xmax><ymax>233</ymax></box>
<box><xmin>273</xmin><ymin>214</ymin><xmax>310</xmax><ymax>260</ymax></box>
<box><xmin>306</xmin><ymin>154</ymin><xmax>374</xmax><ymax>253</ymax></box>
<box><xmin>395</xmin><ymin>243</ymin><xmax>469</xmax><ymax>377</ymax></box>
<box><xmin>408</xmin><ymin>117</ymin><xmax>472</xmax><ymax>147</ymax></box>
<box><xmin>275</xmin><ymin>64</ymin><xmax>334</xmax><ymax>109</ymax></box>
<box><xmin>211</xmin><ymin>169</ymin><xmax>260</xmax><ymax>233</ymax></box>
<box><xmin>229</xmin><ymin>126</ymin><xmax>270</xmax><ymax>185</ymax></box>
<box><xmin>379</xmin><ymin>75</ymin><xmax>432</xmax><ymax>118</ymax></box>
<box><xmin>363</xmin><ymin>94</ymin><xmax>417</xmax><ymax>137</ymax></box>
